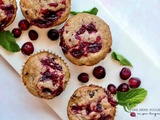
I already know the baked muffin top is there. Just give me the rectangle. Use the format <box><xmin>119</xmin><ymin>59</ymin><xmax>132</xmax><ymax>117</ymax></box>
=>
<box><xmin>0</xmin><ymin>0</ymin><xmax>17</xmax><ymax>31</ymax></box>
<box><xmin>20</xmin><ymin>0</ymin><xmax>71</xmax><ymax>28</ymax></box>
<box><xmin>22</xmin><ymin>51</ymin><xmax>70</xmax><ymax>99</ymax></box>
<box><xmin>59</xmin><ymin>13</ymin><xmax>112</xmax><ymax>66</ymax></box>
<box><xmin>67</xmin><ymin>85</ymin><xmax>117</xmax><ymax>120</ymax></box>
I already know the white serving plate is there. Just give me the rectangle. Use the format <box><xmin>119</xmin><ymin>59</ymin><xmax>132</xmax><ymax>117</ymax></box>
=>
<box><xmin>1</xmin><ymin>0</ymin><xmax>160</xmax><ymax>120</ymax></box>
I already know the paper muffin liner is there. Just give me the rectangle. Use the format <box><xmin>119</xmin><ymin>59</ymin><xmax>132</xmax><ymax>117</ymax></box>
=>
<box><xmin>21</xmin><ymin>50</ymin><xmax>70</xmax><ymax>99</ymax></box>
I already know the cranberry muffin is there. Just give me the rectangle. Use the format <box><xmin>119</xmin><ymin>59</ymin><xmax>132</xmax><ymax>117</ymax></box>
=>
<box><xmin>59</xmin><ymin>13</ymin><xmax>112</xmax><ymax>66</ymax></box>
<box><xmin>21</xmin><ymin>51</ymin><xmax>70</xmax><ymax>99</ymax></box>
<box><xmin>0</xmin><ymin>0</ymin><xmax>17</xmax><ymax>31</ymax></box>
<box><xmin>67</xmin><ymin>85</ymin><xmax>117</xmax><ymax>120</ymax></box>
<box><xmin>20</xmin><ymin>0</ymin><xmax>71</xmax><ymax>28</ymax></box>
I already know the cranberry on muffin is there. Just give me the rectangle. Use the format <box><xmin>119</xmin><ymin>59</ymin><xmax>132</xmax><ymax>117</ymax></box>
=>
<box><xmin>0</xmin><ymin>0</ymin><xmax>17</xmax><ymax>31</ymax></box>
<box><xmin>20</xmin><ymin>0</ymin><xmax>71</xmax><ymax>28</ymax></box>
<box><xmin>59</xmin><ymin>13</ymin><xmax>112</xmax><ymax>66</ymax></box>
<box><xmin>67</xmin><ymin>85</ymin><xmax>117</xmax><ymax>120</ymax></box>
<box><xmin>21</xmin><ymin>51</ymin><xmax>70</xmax><ymax>99</ymax></box>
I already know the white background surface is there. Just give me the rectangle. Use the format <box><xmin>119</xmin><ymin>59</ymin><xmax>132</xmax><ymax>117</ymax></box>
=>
<box><xmin>0</xmin><ymin>0</ymin><xmax>160</xmax><ymax>120</ymax></box>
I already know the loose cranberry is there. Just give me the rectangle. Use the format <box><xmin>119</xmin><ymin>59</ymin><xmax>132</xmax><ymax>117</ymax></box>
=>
<box><xmin>21</xmin><ymin>42</ymin><xmax>34</xmax><ymax>55</ymax></box>
<box><xmin>107</xmin><ymin>84</ymin><xmax>117</xmax><ymax>94</ymax></box>
<box><xmin>130</xmin><ymin>112</ymin><xmax>136</xmax><ymax>117</ymax></box>
<box><xmin>78</xmin><ymin>73</ymin><xmax>89</xmax><ymax>83</ymax></box>
<box><xmin>18</xmin><ymin>19</ymin><xmax>30</xmax><ymax>30</ymax></box>
<box><xmin>12</xmin><ymin>28</ymin><xmax>22</xmax><ymax>38</ymax></box>
<box><xmin>28</xmin><ymin>30</ymin><xmax>38</xmax><ymax>40</ymax></box>
<box><xmin>93</xmin><ymin>66</ymin><xmax>106</xmax><ymax>79</ymax></box>
<box><xmin>47</xmin><ymin>29</ymin><xmax>59</xmax><ymax>40</ymax></box>
<box><xmin>120</xmin><ymin>67</ymin><xmax>131</xmax><ymax>80</ymax></box>
<box><xmin>117</xmin><ymin>83</ymin><xmax>129</xmax><ymax>92</ymax></box>
<box><xmin>129</xmin><ymin>77</ymin><xmax>141</xmax><ymax>88</ymax></box>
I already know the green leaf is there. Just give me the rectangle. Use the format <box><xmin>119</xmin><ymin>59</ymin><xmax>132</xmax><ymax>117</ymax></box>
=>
<box><xmin>117</xmin><ymin>88</ymin><xmax>147</xmax><ymax>112</ymax></box>
<box><xmin>111</xmin><ymin>51</ymin><xmax>133</xmax><ymax>67</ymax></box>
<box><xmin>0</xmin><ymin>30</ymin><xmax>20</xmax><ymax>52</ymax></box>
<box><xmin>70</xmin><ymin>7</ymin><xmax>98</xmax><ymax>15</ymax></box>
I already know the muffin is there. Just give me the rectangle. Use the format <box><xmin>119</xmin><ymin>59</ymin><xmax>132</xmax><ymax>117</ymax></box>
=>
<box><xmin>67</xmin><ymin>85</ymin><xmax>117</xmax><ymax>120</ymax></box>
<box><xmin>59</xmin><ymin>13</ymin><xmax>112</xmax><ymax>66</ymax></box>
<box><xmin>21</xmin><ymin>51</ymin><xmax>70</xmax><ymax>99</ymax></box>
<box><xmin>0</xmin><ymin>0</ymin><xmax>17</xmax><ymax>31</ymax></box>
<box><xmin>20</xmin><ymin>0</ymin><xmax>71</xmax><ymax>28</ymax></box>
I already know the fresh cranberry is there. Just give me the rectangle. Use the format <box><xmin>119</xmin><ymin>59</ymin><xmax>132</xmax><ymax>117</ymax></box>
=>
<box><xmin>78</xmin><ymin>73</ymin><xmax>89</xmax><ymax>83</ymax></box>
<box><xmin>117</xmin><ymin>83</ymin><xmax>129</xmax><ymax>92</ymax></box>
<box><xmin>21</xmin><ymin>42</ymin><xmax>34</xmax><ymax>55</ymax></box>
<box><xmin>93</xmin><ymin>66</ymin><xmax>106</xmax><ymax>79</ymax></box>
<box><xmin>107</xmin><ymin>84</ymin><xmax>117</xmax><ymax>94</ymax></box>
<box><xmin>12</xmin><ymin>28</ymin><xmax>22</xmax><ymax>38</ymax></box>
<box><xmin>47</xmin><ymin>29</ymin><xmax>59</xmax><ymax>40</ymax></box>
<box><xmin>120</xmin><ymin>67</ymin><xmax>131</xmax><ymax>80</ymax></box>
<box><xmin>28</xmin><ymin>30</ymin><xmax>38</xmax><ymax>40</ymax></box>
<box><xmin>129</xmin><ymin>77</ymin><xmax>141</xmax><ymax>88</ymax></box>
<box><xmin>130</xmin><ymin>112</ymin><xmax>136</xmax><ymax>117</ymax></box>
<box><xmin>18</xmin><ymin>19</ymin><xmax>30</xmax><ymax>30</ymax></box>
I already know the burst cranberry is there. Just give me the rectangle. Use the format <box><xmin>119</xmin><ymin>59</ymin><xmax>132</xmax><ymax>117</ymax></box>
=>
<box><xmin>18</xmin><ymin>19</ymin><xmax>30</xmax><ymax>30</ymax></box>
<box><xmin>21</xmin><ymin>42</ymin><xmax>34</xmax><ymax>55</ymax></box>
<box><xmin>129</xmin><ymin>77</ymin><xmax>141</xmax><ymax>88</ymax></box>
<box><xmin>47</xmin><ymin>29</ymin><xmax>59</xmax><ymax>40</ymax></box>
<box><xmin>117</xmin><ymin>83</ymin><xmax>129</xmax><ymax>92</ymax></box>
<box><xmin>93</xmin><ymin>66</ymin><xmax>106</xmax><ymax>79</ymax></box>
<box><xmin>107</xmin><ymin>84</ymin><xmax>117</xmax><ymax>94</ymax></box>
<box><xmin>78</xmin><ymin>73</ymin><xmax>89</xmax><ymax>83</ymax></box>
<box><xmin>120</xmin><ymin>67</ymin><xmax>131</xmax><ymax>80</ymax></box>
<box><xmin>28</xmin><ymin>30</ymin><xmax>38</xmax><ymax>40</ymax></box>
<box><xmin>12</xmin><ymin>28</ymin><xmax>22</xmax><ymax>38</ymax></box>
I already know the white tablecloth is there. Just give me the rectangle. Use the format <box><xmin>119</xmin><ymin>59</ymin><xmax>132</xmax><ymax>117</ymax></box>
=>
<box><xmin>0</xmin><ymin>1</ymin><xmax>160</xmax><ymax>120</ymax></box>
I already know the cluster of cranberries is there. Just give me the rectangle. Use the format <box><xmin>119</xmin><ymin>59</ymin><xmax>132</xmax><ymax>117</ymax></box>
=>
<box><xmin>78</xmin><ymin>65</ymin><xmax>106</xmax><ymax>83</ymax></box>
<box><xmin>12</xmin><ymin>19</ymin><xmax>59</xmax><ymax>56</ymax></box>
<box><xmin>107</xmin><ymin>67</ymin><xmax>141</xmax><ymax>94</ymax></box>
<box><xmin>78</xmin><ymin>66</ymin><xmax>141</xmax><ymax>93</ymax></box>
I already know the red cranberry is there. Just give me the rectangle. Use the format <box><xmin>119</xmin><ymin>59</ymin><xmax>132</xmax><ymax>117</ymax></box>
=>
<box><xmin>130</xmin><ymin>112</ymin><xmax>136</xmax><ymax>117</ymax></box>
<box><xmin>86</xmin><ymin>23</ymin><xmax>97</xmax><ymax>34</ymax></box>
<box><xmin>93</xmin><ymin>66</ymin><xmax>106</xmax><ymax>79</ymax></box>
<box><xmin>117</xmin><ymin>83</ymin><xmax>129</xmax><ymax>92</ymax></box>
<box><xmin>129</xmin><ymin>77</ymin><xmax>141</xmax><ymax>88</ymax></box>
<box><xmin>18</xmin><ymin>19</ymin><xmax>30</xmax><ymax>30</ymax></box>
<box><xmin>120</xmin><ymin>67</ymin><xmax>131</xmax><ymax>80</ymax></box>
<box><xmin>78</xmin><ymin>73</ymin><xmax>89</xmax><ymax>83</ymax></box>
<box><xmin>21</xmin><ymin>42</ymin><xmax>34</xmax><ymax>55</ymax></box>
<box><xmin>107</xmin><ymin>84</ymin><xmax>117</xmax><ymax>94</ymax></box>
<box><xmin>12</xmin><ymin>28</ymin><xmax>22</xmax><ymax>38</ymax></box>
<box><xmin>28</xmin><ymin>30</ymin><xmax>38</xmax><ymax>40</ymax></box>
<box><xmin>47</xmin><ymin>29</ymin><xmax>59</xmax><ymax>40</ymax></box>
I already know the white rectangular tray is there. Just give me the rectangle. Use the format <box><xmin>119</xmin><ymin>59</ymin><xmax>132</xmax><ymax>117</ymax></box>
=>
<box><xmin>1</xmin><ymin>0</ymin><xmax>160</xmax><ymax>120</ymax></box>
